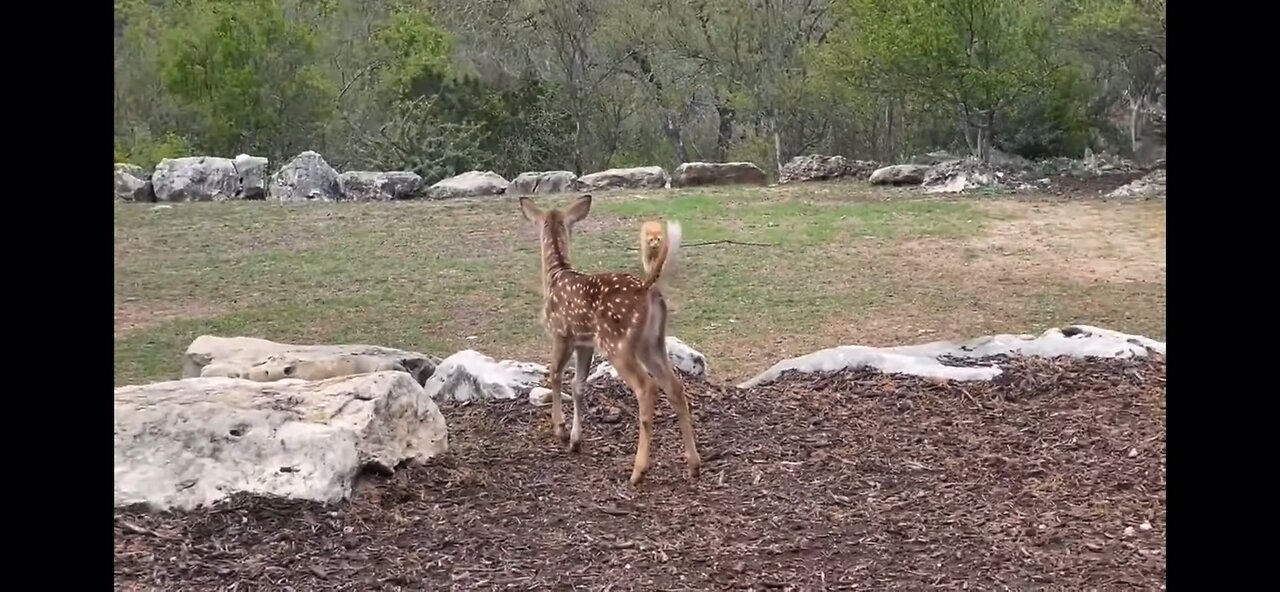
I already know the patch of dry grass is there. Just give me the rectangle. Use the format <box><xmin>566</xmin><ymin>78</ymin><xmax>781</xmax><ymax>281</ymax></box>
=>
<box><xmin>113</xmin><ymin>183</ymin><xmax>1165</xmax><ymax>386</ymax></box>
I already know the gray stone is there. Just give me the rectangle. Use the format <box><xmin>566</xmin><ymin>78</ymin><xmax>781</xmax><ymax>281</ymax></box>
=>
<box><xmin>1107</xmin><ymin>169</ymin><xmax>1166</xmax><ymax>198</ymax></box>
<box><xmin>152</xmin><ymin>156</ymin><xmax>240</xmax><ymax>202</ymax></box>
<box><xmin>573</xmin><ymin>166</ymin><xmax>670</xmax><ymax>192</ymax></box>
<box><xmin>183</xmin><ymin>335</ymin><xmax>438</xmax><ymax>387</ymax></box>
<box><xmin>426</xmin><ymin>170</ymin><xmax>510</xmax><ymax>200</ymax></box>
<box><xmin>233</xmin><ymin>154</ymin><xmax>269</xmax><ymax>199</ymax></box>
<box><xmin>869</xmin><ymin>164</ymin><xmax>931</xmax><ymax>186</ymax></box>
<box><xmin>780</xmin><ymin>155</ymin><xmax>880</xmax><ymax>183</ymax></box>
<box><xmin>672</xmin><ymin>162</ymin><xmax>768</xmax><ymax>188</ymax></box>
<box><xmin>268</xmin><ymin>151</ymin><xmax>342</xmax><ymax>201</ymax></box>
<box><xmin>510</xmin><ymin>170</ymin><xmax>578</xmax><ymax>195</ymax></box>
<box><xmin>423</xmin><ymin>349</ymin><xmax>546</xmax><ymax>402</ymax></box>
<box><xmin>739</xmin><ymin>325</ymin><xmax>1166</xmax><ymax>389</ymax></box>
<box><xmin>338</xmin><ymin>171</ymin><xmax>423</xmax><ymax>201</ymax></box>
<box><xmin>114</xmin><ymin>163</ymin><xmax>154</xmax><ymax>202</ymax></box>
<box><xmin>114</xmin><ymin>371</ymin><xmax>449</xmax><ymax>511</ymax></box>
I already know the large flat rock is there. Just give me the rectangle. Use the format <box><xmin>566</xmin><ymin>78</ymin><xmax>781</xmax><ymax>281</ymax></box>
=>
<box><xmin>739</xmin><ymin>324</ymin><xmax>1166</xmax><ymax>388</ymax></box>
<box><xmin>184</xmin><ymin>335</ymin><xmax>438</xmax><ymax>386</ymax></box>
<box><xmin>114</xmin><ymin>371</ymin><xmax>449</xmax><ymax>511</ymax></box>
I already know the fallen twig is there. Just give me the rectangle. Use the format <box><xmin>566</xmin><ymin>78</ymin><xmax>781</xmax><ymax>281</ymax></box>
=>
<box><xmin>603</xmin><ymin>237</ymin><xmax>776</xmax><ymax>251</ymax></box>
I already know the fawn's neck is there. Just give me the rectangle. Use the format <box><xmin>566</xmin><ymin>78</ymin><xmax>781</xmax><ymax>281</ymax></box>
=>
<box><xmin>540</xmin><ymin>229</ymin><xmax>573</xmax><ymax>295</ymax></box>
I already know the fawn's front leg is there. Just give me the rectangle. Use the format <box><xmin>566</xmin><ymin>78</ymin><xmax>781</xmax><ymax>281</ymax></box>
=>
<box><xmin>569</xmin><ymin>345</ymin><xmax>594</xmax><ymax>452</ymax></box>
<box><xmin>547</xmin><ymin>337</ymin><xmax>573</xmax><ymax>443</ymax></box>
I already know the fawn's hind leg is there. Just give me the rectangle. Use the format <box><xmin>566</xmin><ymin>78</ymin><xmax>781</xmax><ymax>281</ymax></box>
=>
<box><xmin>641</xmin><ymin>344</ymin><xmax>701</xmax><ymax>480</ymax></box>
<box><xmin>612</xmin><ymin>355</ymin><xmax>657</xmax><ymax>486</ymax></box>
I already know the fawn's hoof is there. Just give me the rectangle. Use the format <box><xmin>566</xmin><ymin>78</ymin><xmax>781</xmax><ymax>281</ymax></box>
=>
<box><xmin>685</xmin><ymin>454</ymin><xmax>702</xmax><ymax>480</ymax></box>
<box><xmin>553</xmin><ymin>426</ymin><xmax>569</xmax><ymax>444</ymax></box>
<box><xmin>685</xmin><ymin>463</ymin><xmax>701</xmax><ymax>481</ymax></box>
<box><xmin>568</xmin><ymin>438</ymin><xmax>582</xmax><ymax>453</ymax></box>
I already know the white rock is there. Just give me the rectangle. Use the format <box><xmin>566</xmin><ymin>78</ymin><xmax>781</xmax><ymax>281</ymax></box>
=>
<box><xmin>868</xmin><ymin>164</ymin><xmax>931</xmax><ymax>186</ymax></box>
<box><xmin>1107</xmin><ymin>169</ymin><xmax>1166</xmax><ymax>198</ymax></box>
<box><xmin>573</xmin><ymin>166</ymin><xmax>670</xmax><ymax>192</ymax></box>
<box><xmin>510</xmin><ymin>170</ymin><xmax>578</xmax><ymax>195</ymax></box>
<box><xmin>424</xmin><ymin>349</ymin><xmax>546</xmax><ymax>402</ymax></box>
<box><xmin>114</xmin><ymin>371</ymin><xmax>448</xmax><ymax>511</ymax></box>
<box><xmin>152</xmin><ymin>156</ymin><xmax>240</xmax><ymax>202</ymax></box>
<box><xmin>337</xmin><ymin>171</ymin><xmax>422</xmax><ymax>201</ymax></box>
<box><xmin>183</xmin><ymin>335</ymin><xmax>438</xmax><ymax>386</ymax></box>
<box><xmin>588</xmin><ymin>336</ymin><xmax>708</xmax><ymax>382</ymax></box>
<box><xmin>738</xmin><ymin>324</ymin><xmax>1166</xmax><ymax>389</ymax></box>
<box><xmin>268</xmin><ymin>151</ymin><xmax>342</xmax><ymax>201</ymax></box>
<box><xmin>114</xmin><ymin>163</ymin><xmax>154</xmax><ymax>202</ymax></box>
<box><xmin>232</xmin><ymin>154</ymin><xmax>269</xmax><ymax>199</ymax></box>
<box><xmin>1123</xmin><ymin>526</ymin><xmax>1136</xmax><ymax>537</ymax></box>
<box><xmin>1139</xmin><ymin>520</ymin><xmax>1152</xmax><ymax>531</ymax></box>
<box><xmin>426</xmin><ymin>170</ymin><xmax>510</xmax><ymax>199</ymax></box>
<box><xmin>671</xmin><ymin>162</ymin><xmax>768</xmax><ymax>188</ymax></box>
<box><xmin>528</xmin><ymin>386</ymin><xmax>572</xmax><ymax>407</ymax></box>
<box><xmin>1128</xmin><ymin>447</ymin><xmax>1139</xmax><ymax>458</ymax></box>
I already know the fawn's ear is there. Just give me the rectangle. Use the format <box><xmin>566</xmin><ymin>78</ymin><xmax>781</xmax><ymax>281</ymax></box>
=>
<box><xmin>565</xmin><ymin>194</ymin><xmax>592</xmax><ymax>225</ymax></box>
<box><xmin>519</xmin><ymin>197</ymin><xmax>542</xmax><ymax>222</ymax></box>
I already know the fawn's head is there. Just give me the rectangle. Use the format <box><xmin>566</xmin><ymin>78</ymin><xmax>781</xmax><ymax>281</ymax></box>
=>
<box><xmin>520</xmin><ymin>194</ymin><xmax>592</xmax><ymax>247</ymax></box>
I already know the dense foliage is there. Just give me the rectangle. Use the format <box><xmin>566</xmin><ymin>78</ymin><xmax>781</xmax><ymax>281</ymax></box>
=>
<box><xmin>114</xmin><ymin>0</ymin><xmax>1165</xmax><ymax>180</ymax></box>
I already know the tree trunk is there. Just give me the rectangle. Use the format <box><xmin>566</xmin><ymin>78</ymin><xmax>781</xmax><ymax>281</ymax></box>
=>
<box><xmin>771</xmin><ymin>117</ymin><xmax>783</xmax><ymax>178</ymax></box>
<box><xmin>1129</xmin><ymin>96</ymin><xmax>1141</xmax><ymax>156</ymax></box>
<box><xmin>976</xmin><ymin>111</ymin><xmax>995</xmax><ymax>163</ymax></box>
<box><xmin>572</xmin><ymin>119</ymin><xmax>584</xmax><ymax>175</ymax></box>
<box><xmin>662</xmin><ymin>113</ymin><xmax>688</xmax><ymax>170</ymax></box>
<box><xmin>885</xmin><ymin>101</ymin><xmax>896</xmax><ymax>162</ymax></box>
<box><xmin>715</xmin><ymin>102</ymin><xmax>735</xmax><ymax>162</ymax></box>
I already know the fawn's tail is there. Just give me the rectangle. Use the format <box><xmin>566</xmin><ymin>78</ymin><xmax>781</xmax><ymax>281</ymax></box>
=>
<box><xmin>640</xmin><ymin>219</ymin><xmax>681</xmax><ymax>290</ymax></box>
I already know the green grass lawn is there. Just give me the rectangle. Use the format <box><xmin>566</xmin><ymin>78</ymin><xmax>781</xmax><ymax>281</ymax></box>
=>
<box><xmin>114</xmin><ymin>183</ymin><xmax>1166</xmax><ymax>386</ymax></box>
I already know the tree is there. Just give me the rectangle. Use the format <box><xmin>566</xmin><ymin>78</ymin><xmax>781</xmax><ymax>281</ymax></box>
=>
<box><xmin>159</xmin><ymin>0</ymin><xmax>335</xmax><ymax>162</ymax></box>
<box><xmin>818</xmin><ymin>0</ymin><xmax>1068</xmax><ymax>161</ymax></box>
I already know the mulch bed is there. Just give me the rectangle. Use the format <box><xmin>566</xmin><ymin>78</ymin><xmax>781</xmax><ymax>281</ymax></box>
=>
<box><xmin>1044</xmin><ymin>171</ymin><xmax>1149</xmax><ymax>197</ymax></box>
<box><xmin>115</xmin><ymin>354</ymin><xmax>1166</xmax><ymax>590</ymax></box>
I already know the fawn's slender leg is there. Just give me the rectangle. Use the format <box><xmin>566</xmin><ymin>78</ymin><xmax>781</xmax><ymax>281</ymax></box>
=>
<box><xmin>547</xmin><ymin>337</ymin><xmax>574</xmax><ymax>443</ymax></box>
<box><xmin>569</xmin><ymin>345</ymin><xmax>594</xmax><ymax>452</ymax></box>
<box><xmin>614</xmin><ymin>356</ymin><xmax>658</xmax><ymax>485</ymax></box>
<box><xmin>645</xmin><ymin>345</ymin><xmax>706</xmax><ymax>481</ymax></box>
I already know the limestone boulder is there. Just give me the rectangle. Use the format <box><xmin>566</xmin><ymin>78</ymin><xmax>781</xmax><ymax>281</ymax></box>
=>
<box><xmin>780</xmin><ymin>155</ymin><xmax>880</xmax><ymax>183</ymax></box>
<box><xmin>152</xmin><ymin>156</ymin><xmax>240</xmax><ymax>202</ymax></box>
<box><xmin>114</xmin><ymin>163</ymin><xmax>154</xmax><ymax>202</ymax></box>
<box><xmin>510</xmin><ymin>170</ymin><xmax>578</xmax><ymax>195</ymax></box>
<box><xmin>114</xmin><ymin>371</ymin><xmax>448</xmax><ymax>511</ymax></box>
<box><xmin>869</xmin><ymin>164</ymin><xmax>931</xmax><ymax>186</ymax></box>
<box><xmin>739</xmin><ymin>324</ymin><xmax>1166</xmax><ymax>389</ymax></box>
<box><xmin>573</xmin><ymin>166</ymin><xmax>670</xmax><ymax>192</ymax></box>
<box><xmin>1107</xmin><ymin>169</ymin><xmax>1166</xmax><ymax>198</ymax></box>
<box><xmin>672</xmin><ymin>162</ymin><xmax>768</xmax><ymax>188</ymax></box>
<box><xmin>183</xmin><ymin>335</ymin><xmax>438</xmax><ymax>386</ymax></box>
<box><xmin>426</xmin><ymin>171</ymin><xmax>510</xmax><ymax>199</ymax></box>
<box><xmin>268</xmin><ymin>151</ymin><xmax>342</xmax><ymax>201</ymax></box>
<box><xmin>233</xmin><ymin>154</ymin><xmax>269</xmax><ymax>199</ymax></box>
<box><xmin>424</xmin><ymin>349</ymin><xmax>546</xmax><ymax>402</ymax></box>
<box><xmin>338</xmin><ymin>171</ymin><xmax>423</xmax><ymax>201</ymax></box>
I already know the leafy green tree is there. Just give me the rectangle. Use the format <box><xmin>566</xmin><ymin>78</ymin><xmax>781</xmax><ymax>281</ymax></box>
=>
<box><xmin>819</xmin><ymin>0</ymin><xmax>1071</xmax><ymax>161</ymax></box>
<box><xmin>159</xmin><ymin>0</ymin><xmax>335</xmax><ymax>162</ymax></box>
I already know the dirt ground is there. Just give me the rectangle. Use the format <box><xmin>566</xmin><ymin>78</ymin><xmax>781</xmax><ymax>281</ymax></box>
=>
<box><xmin>115</xmin><ymin>354</ymin><xmax>1166</xmax><ymax>590</ymax></box>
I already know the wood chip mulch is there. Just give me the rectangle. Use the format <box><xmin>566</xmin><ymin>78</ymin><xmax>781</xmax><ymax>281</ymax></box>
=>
<box><xmin>115</xmin><ymin>354</ymin><xmax>1166</xmax><ymax>590</ymax></box>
